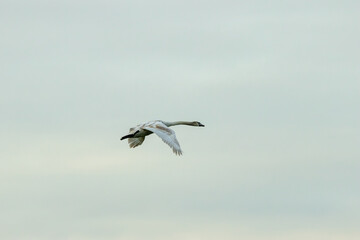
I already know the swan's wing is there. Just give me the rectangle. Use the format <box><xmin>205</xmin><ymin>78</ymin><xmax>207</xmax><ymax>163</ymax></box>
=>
<box><xmin>128</xmin><ymin>137</ymin><xmax>145</xmax><ymax>148</ymax></box>
<box><xmin>143</xmin><ymin>122</ymin><xmax>182</xmax><ymax>155</ymax></box>
<box><xmin>125</xmin><ymin>125</ymin><xmax>145</xmax><ymax>148</ymax></box>
<box><xmin>129</xmin><ymin>126</ymin><xmax>139</xmax><ymax>133</ymax></box>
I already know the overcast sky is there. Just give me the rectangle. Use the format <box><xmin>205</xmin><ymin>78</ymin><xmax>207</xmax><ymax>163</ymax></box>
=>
<box><xmin>1</xmin><ymin>0</ymin><xmax>359</xmax><ymax>239</ymax></box>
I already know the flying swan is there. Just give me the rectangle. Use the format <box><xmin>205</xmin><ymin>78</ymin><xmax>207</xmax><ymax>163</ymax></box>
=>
<box><xmin>120</xmin><ymin>120</ymin><xmax>205</xmax><ymax>155</ymax></box>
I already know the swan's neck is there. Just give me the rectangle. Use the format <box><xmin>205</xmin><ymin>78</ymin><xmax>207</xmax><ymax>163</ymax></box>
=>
<box><xmin>163</xmin><ymin>121</ymin><xmax>193</xmax><ymax>127</ymax></box>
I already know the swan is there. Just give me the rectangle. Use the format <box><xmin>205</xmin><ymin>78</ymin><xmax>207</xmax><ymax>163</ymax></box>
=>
<box><xmin>120</xmin><ymin>120</ymin><xmax>205</xmax><ymax>155</ymax></box>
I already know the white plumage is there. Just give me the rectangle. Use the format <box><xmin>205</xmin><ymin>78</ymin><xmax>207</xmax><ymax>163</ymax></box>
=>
<box><xmin>120</xmin><ymin>120</ymin><xmax>204</xmax><ymax>155</ymax></box>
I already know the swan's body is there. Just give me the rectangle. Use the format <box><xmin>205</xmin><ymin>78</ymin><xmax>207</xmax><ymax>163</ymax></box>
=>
<box><xmin>120</xmin><ymin>120</ymin><xmax>204</xmax><ymax>155</ymax></box>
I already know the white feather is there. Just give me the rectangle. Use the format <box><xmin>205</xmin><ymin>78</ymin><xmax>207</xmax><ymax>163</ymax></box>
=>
<box><xmin>128</xmin><ymin>137</ymin><xmax>145</xmax><ymax>148</ymax></box>
<box><xmin>121</xmin><ymin>120</ymin><xmax>204</xmax><ymax>155</ymax></box>
<box><xmin>143</xmin><ymin>122</ymin><xmax>182</xmax><ymax>155</ymax></box>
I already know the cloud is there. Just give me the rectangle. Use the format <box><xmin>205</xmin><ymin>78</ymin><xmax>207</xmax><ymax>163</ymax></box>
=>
<box><xmin>1</xmin><ymin>0</ymin><xmax>359</xmax><ymax>239</ymax></box>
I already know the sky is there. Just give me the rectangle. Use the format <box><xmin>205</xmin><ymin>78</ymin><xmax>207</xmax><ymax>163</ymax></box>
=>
<box><xmin>1</xmin><ymin>0</ymin><xmax>359</xmax><ymax>239</ymax></box>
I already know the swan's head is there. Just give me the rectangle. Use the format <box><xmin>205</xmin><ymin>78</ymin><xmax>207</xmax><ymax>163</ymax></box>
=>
<box><xmin>193</xmin><ymin>121</ymin><xmax>205</xmax><ymax>127</ymax></box>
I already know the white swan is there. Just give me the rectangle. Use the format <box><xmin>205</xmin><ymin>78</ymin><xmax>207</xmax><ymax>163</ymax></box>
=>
<box><xmin>120</xmin><ymin>120</ymin><xmax>205</xmax><ymax>155</ymax></box>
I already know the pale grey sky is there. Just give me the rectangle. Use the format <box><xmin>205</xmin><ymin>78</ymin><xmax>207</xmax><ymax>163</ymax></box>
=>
<box><xmin>1</xmin><ymin>0</ymin><xmax>359</xmax><ymax>239</ymax></box>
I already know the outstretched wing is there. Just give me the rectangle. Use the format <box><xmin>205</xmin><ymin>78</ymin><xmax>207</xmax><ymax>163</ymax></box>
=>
<box><xmin>126</xmin><ymin>125</ymin><xmax>145</xmax><ymax>148</ymax></box>
<box><xmin>143</xmin><ymin>122</ymin><xmax>182</xmax><ymax>155</ymax></box>
<box><xmin>129</xmin><ymin>127</ymin><xmax>137</xmax><ymax>133</ymax></box>
<box><xmin>128</xmin><ymin>137</ymin><xmax>145</xmax><ymax>148</ymax></box>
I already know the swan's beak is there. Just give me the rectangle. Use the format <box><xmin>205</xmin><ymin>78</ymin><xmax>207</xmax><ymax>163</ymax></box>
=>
<box><xmin>199</xmin><ymin>123</ymin><xmax>205</xmax><ymax>127</ymax></box>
